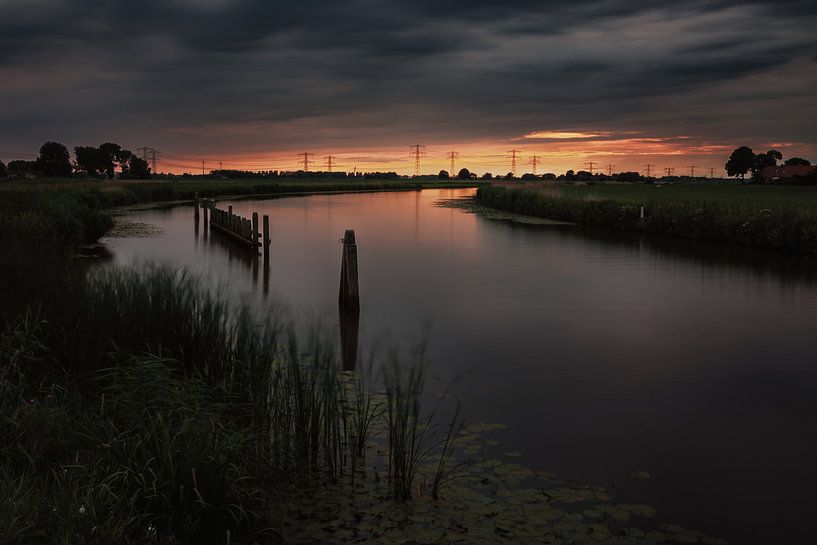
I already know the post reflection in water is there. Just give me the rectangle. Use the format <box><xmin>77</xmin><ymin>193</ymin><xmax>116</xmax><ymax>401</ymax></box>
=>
<box><xmin>339</xmin><ymin>307</ymin><xmax>360</xmax><ymax>371</ymax></box>
<box><xmin>196</xmin><ymin>221</ymin><xmax>271</xmax><ymax>294</ymax></box>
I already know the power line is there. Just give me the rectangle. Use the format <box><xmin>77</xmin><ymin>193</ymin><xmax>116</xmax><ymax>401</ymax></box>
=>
<box><xmin>643</xmin><ymin>164</ymin><xmax>655</xmax><ymax>177</ymax></box>
<box><xmin>506</xmin><ymin>150</ymin><xmax>521</xmax><ymax>177</ymax></box>
<box><xmin>409</xmin><ymin>145</ymin><xmax>427</xmax><ymax>176</ymax></box>
<box><xmin>529</xmin><ymin>155</ymin><xmax>541</xmax><ymax>175</ymax></box>
<box><xmin>446</xmin><ymin>151</ymin><xmax>459</xmax><ymax>174</ymax></box>
<box><xmin>324</xmin><ymin>155</ymin><xmax>337</xmax><ymax>172</ymax></box>
<box><xmin>298</xmin><ymin>152</ymin><xmax>315</xmax><ymax>172</ymax></box>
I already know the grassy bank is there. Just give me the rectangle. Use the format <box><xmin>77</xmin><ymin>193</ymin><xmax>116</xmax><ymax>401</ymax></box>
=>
<box><xmin>0</xmin><ymin>180</ymin><xmax>466</xmax><ymax>544</ymax></box>
<box><xmin>0</xmin><ymin>177</ymin><xmax>482</xmax><ymax>210</ymax></box>
<box><xmin>477</xmin><ymin>184</ymin><xmax>817</xmax><ymax>254</ymax></box>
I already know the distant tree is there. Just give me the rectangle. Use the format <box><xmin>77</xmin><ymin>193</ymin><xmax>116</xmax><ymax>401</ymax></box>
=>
<box><xmin>504</xmin><ymin>172</ymin><xmax>514</xmax><ymax>180</ymax></box>
<box><xmin>725</xmin><ymin>146</ymin><xmax>755</xmax><ymax>180</ymax></box>
<box><xmin>123</xmin><ymin>155</ymin><xmax>151</xmax><ymax>179</ymax></box>
<box><xmin>565</xmin><ymin>169</ymin><xmax>576</xmax><ymax>180</ymax></box>
<box><xmin>36</xmin><ymin>141</ymin><xmax>72</xmax><ymax>177</ymax></box>
<box><xmin>98</xmin><ymin>143</ymin><xmax>134</xmax><ymax>178</ymax></box>
<box><xmin>7</xmin><ymin>160</ymin><xmax>39</xmax><ymax>177</ymax></box>
<box><xmin>74</xmin><ymin>146</ymin><xmax>106</xmax><ymax>177</ymax></box>
<box><xmin>438</xmin><ymin>169</ymin><xmax>450</xmax><ymax>180</ymax></box>
<box><xmin>541</xmin><ymin>173</ymin><xmax>557</xmax><ymax>180</ymax></box>
<box><xmin>520</xmin><ymin>173</ymin><xmax>538</xmax><ymax>180</ymax></box>
<box><xmin>0</xmin><ymin>160</ymin><xmax>6</xmax><ymax>178</ymax></box>
<box><xmin>481</xmin><ymin>172</ymin><xmax>493</xmax><ymax>180</ymax></box>
<box><xmin>751</xmin><ymin>149</ymin><xmax>783</xmax><ymax>181</ymax></box>
<box><xmin>785</xmin><ymin>157</ymin><xmax>811</xmax><ymax>166</ymax></box>
<box><xmin>457</xmin><ymin>168</ymin><xmax>471</xmax><ymax>179</ymax></box>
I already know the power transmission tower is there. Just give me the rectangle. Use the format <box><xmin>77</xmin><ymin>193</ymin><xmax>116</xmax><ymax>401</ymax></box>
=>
<box><xmin>506</xmin><ymin>150</ymin><xmax>521</xmax><ymax>177</ymax></box>
<box><xmin>298</xmin><ymin>152</ymin><xmax>315</xmax><ymax>172</ymax></box>
<box><xmin>709</xmin><ymin>168</ymin><xmax>716</xmax><ymax>179</ymax></box>
<box><xmin>529</xmin><ymin>155</ymin><xmax>541</xmax><ymax>175</ymax></box>
<box><xmin>585</xmin><ymin>162</ymin><xmax>596</xmax><ymax>174</ymax></box>
<box><xmin>643</xmin><ymin>164</ymin><xmax>655</xmax><ymax>177</ymax></box>
<box><xmin>201</xmin><ymin>161</ymin><xmax>205</xmax><ymax>176</ymax></box>
<box><xmin>446</xmin><ymin>151</ymin><xmax>459</xmax><ymax>175</ymax></box>
<box><xmin>409</xmin><ymin>145</ymin><xmax>427</xmax><ymax>176</ymax></box>
<box><xmin>219</xmin><ymin>161</ymin><xmax>223</xmax><ymax>171</ymax></box>
<box><xmin>688</xmin><ymin>165</ymin><xmax>697</xmax><ymax>178</ymax></box>
<box><xmin>664</xmin><ymin>167</ymin><xmax>675</xmax><ymax>176</ymax></box>
<box><xmin>137</xmin><ymin>147</ymin><xmax>161</xmax><ymax>174</ymax></box>
<box><xmin>605</xmin><ymin>164</ymin><xmax>615</xmax><ymax>176</ymax></box>
<box><xmin>324</xmin><ymin>155</ymin><xmax>337</xmax><ymax>173</ymax></box>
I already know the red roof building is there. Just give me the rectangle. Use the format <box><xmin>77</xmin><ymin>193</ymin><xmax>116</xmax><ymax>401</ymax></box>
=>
<box><xmin>760</xmin><ymin>165</ymin><xmax>816</xmax><ymax>182</ymax></box>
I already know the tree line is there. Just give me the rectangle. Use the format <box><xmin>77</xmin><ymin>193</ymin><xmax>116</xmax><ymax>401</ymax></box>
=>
<box><xmin>726</xmin><ymin>146</ymin><xmax>813</xmax><ymax>182</ymax></box>
<box><xmin>0</xmin><ymin>141</ymin><xmax>151</xmax><ymax>179</ymax></box>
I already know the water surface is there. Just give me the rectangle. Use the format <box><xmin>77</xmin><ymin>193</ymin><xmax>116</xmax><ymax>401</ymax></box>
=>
<box><xmin>104</xmin><ymin>188</ymin><xmax>817</xmax><ymax>545</ymax></box>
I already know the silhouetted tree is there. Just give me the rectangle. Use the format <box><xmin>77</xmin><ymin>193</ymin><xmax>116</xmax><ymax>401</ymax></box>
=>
<box><xmin>74</xmin><ymin>146</ymin><xmax>107</xmax><ymax>177</ymax></box>
<box><xmin>124</xmin><ymin>156</ymin><xmax>151</xmax><ymax>179</ymax></box>
<box><xmin>751</xmin><ymin>149</ymin><xmax>782</xmax><ymax>181</ymax></box>
<box><xmin>541</xmin><ymin>173</ymin><xmax>557</xmax><ymax>180</ymax></box>
<box><xmin>785</xmin><ymin>157</ymin><xmax>811</xmax><ymax>166</ymax></box>
<box><xmin>438</xmin><ymin>169</ymin><xmax>450</xmax><ymax>180</ymax></box>
<box><xmin>481</xmin><ymin>172</ymin><xmax>493</xmax><ymax>179</ymax></box>
<box><xmin>725</xmin><ymin>146</ymin><xmax>755</xmax><ymax>180</ymax></box>
<box><xmin>7</xmin><ymin>160</ymin><xmax>39</xmax><ymax>177</ymax></box>
<box><xmin>457</xmin><ymin>168</ymin><xmax>471</xmax><ymax>179</ymax></box>
<box><xmin>520</xmin><ymin>173</ymin><xmax>538</xmax><ymax>180</ymax></box>
<box><xmin>36</xmin><ymin>141</ymin><xmax>72</xmax><ymax>177</ymax></box>
<box><xmin>504</xmin><ymin>172</ymin><xmax>514</xmax><ymax>180</ymax></box>
<box><xmin>0</xmin><ymin>160</ymin><xmax>6</xmax><ymax>178</ymax></box>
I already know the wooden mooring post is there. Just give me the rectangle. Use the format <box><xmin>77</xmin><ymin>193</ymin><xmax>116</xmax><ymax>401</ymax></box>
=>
<box><xmin>339</xmin><ymin>229</ymin><xmax>360</xmax><ymax>370</ymax></box>
<box><xmin>339</xmin><ymin>229</ymin><xmax>360</xmax><ymax>312</ymax></box>
<box><xmin>194</xmin><ymin>193</ymin><xmax>200</xmax><ymax>224</ymax></box>
<box><xmin>262</xmin><ymin>215</ymin><xmax>270</xmax><ymax>260</ymax></box>
<box><xmin>203</xmin><ymin>199</ymin><xmax>209</xmax><ymax>225</ymax></box>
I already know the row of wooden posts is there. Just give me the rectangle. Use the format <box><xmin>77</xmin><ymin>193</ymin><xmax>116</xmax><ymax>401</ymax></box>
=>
<box><xmin>194</xmin><ymin>193</ymin><xmax>271</xmax><ymax>258</ymax></box>
<box><xmin>193</xmin><ymin>194</ymin><xmax>360</xmax><ymax>369</ymax></box>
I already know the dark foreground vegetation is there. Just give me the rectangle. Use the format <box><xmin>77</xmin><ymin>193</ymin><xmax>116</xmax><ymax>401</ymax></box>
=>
<box><xmin>477</xmin><ymin>184</ymin><xmax>817</xmax><ymax>255</ymax></box>
<box><xmin>0</xmin><ymin>183</ymin><xmax>465</xmax><ymax>544</ymax></box>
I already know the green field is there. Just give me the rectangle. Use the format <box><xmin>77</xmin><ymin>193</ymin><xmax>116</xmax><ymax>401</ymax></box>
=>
<box><xmin>0</xmin><ymin>176</ymin><xmax>483</xmax><ymax>208</ymax></box>
<box><xmin>555</xmin><ymin>182</ymin><xmax>817</xmax><ymax>210</ymax></box>
<box><xmin>478</xmin><ymin>183</ymin><xmax>817</xmax><ymax>254</ymax></box>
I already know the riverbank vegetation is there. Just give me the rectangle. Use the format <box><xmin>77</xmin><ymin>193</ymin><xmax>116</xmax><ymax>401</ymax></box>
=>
<box><xmin>476</xmin><ymin>184</ymin><xmax>817</xmax><ymax>254</ymax></box>
<box><xmin>0</xmin><ymin>188</ymin><xmax>469</xmax><ymax>543</ymax></box>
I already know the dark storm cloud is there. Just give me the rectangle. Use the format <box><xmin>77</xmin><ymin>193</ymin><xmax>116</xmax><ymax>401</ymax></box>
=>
<box><xmin>1</xmin><ymin>0</ymin><xmax>815</xmax><ymax>161</ymax></box>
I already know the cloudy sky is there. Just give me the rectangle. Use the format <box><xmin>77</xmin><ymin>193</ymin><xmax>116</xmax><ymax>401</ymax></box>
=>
<box><xmin>1</xmin><ymin>0</ymin><xmax>815</xmax><ymax>174</ymax></box>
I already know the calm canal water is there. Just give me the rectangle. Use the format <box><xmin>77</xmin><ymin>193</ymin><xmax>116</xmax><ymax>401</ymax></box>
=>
<box><xmin>104</xmin><ymin>188</ymin><xmax>817</xmax><ymax>545</ymax></box>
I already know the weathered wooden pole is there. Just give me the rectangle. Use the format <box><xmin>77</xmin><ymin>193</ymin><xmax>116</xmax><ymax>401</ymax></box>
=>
<box><xmin>202</xmin><ymin>200</ymin><xmax>209</xmax><ymax>225</ymax></box>
<box><xmin>252</xmin><ymin>213</ymin><xmax>259</xmax><ymax>249</ymax></box>
<box><xmin>339</xmin><ymin>229</ymin><xmax>360</xmax><ymax>312</ymax></box>
<box><xmin>228</xmin><ymin>205</ymin><xmax>234</xmax><ymax>233</ymax></box>
<box><xmin>194</xmin><ymin>193</ymin><xmax>200</xmax><ymax>224</ymax></box>
<box><xmin>262</xmin><ymin>215</ymin><xmax>270</xmax><ymax>260</ymax></box>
